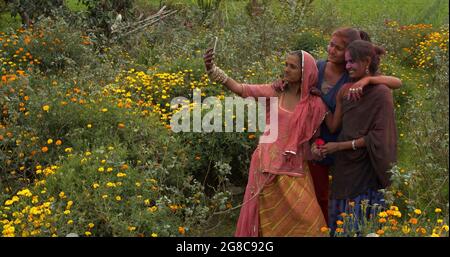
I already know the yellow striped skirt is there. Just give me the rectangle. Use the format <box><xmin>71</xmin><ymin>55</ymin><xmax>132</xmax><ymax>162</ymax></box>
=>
<box><xmin>259</xmin><ymin>165</ymin><xmax>327</xmax><ymax>237</ymax></box>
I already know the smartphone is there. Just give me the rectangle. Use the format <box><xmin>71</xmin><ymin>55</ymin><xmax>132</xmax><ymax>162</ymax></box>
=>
<box><xmin>210</xmin><ymin>36</ymin><xmax>218</xmax><ymax>54</ymax></box>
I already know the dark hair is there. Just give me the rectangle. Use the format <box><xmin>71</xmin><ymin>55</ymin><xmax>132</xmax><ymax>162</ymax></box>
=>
<box><xmin>332</xmin><ymin>27</ymin><xmax>361</xmax><ymax>47</ymax></box>
<box><xmin>347</xmin><ymin>40</ymin><xmax>385</xmax><ymax>75</ymax></box>
<box><xmin>358</xmin><ymin>30</ymin><xmax>371</xmax><ymax>42</ymax></box>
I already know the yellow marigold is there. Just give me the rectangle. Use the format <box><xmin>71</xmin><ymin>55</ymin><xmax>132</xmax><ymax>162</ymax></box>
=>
<box><xmin>435</xmin><ymin>208</ymin><xmax>442</xmax><ymax>213</ymax></box>
<box><xmin>390</xmin><ymin>206</ymin><xmax>399</xmax><ymax>211</ymax></box>
<box><xmin>151</xmin><ymin>232</ymin><xmax>158</xmax><ymax>237</ymax></box>
<box><xmin>47</xmin><ymin>139</ymin><xmax>53</xmax><ymax>144</ymax></box>
<box><xmin>443</xmin><ymin>225</ymin><xmax>449</xmax><ymax>232</ymax></box>
<box><xmin>416</xmin><ymin>227</ymin><xmax>427</xmax><ymax>235</ymax></box>
<box><xmin>67</xmin><ymin>220</ymin><xmax>73</xmax><ymax>225</ymax></box>
<box><xmin>378</xmin><ymin>211</ymin><xmax>388</xmax><ymax>218</ymax></box>
<box><xmin>115</xmin><ymin>196</ymin><xmax>122</xmax><ymax>201</ymax></box>
<box><xmin>414</xmin><ymin>209</ymin><xmax>422</xmax><ymax>215</ymax></box>
<box><xmin>402</xmin><ymin>225</ymin><xmax>411</xmax><ymax>234</ymax></box>
<box><xmin>88</xmin><ymin>223</ymin><xmax>95</xmax><ymax>229</ymax></box>
<box><xmin>85</xmin><ymin>231</ymin><xmax>92</xmax><ymax>236</ymax></box>
<box><xmin>42</xmin><ymin>105</ymin><xmax>50</xmax><ymax>112</ymax></box>
<box><xmin>128</xmin><ymin>226</ymin><xmax>136</xmax><ymax>231</ymax></box>
<box><xmin>17</xmin><ymin>189</ymin><xmax>32</xmax><ymax>197</ymax></box>
<box><xmin>117</xmin><ymin>172</ymin><xmax>127</xmax><ymax>178</ymax></box>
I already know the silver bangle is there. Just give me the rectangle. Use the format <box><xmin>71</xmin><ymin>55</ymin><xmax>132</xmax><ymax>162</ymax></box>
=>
<box><xmin>351</xmin><ymin>139</ymin><xmax>357</xmax><ymax>150</ymax></box>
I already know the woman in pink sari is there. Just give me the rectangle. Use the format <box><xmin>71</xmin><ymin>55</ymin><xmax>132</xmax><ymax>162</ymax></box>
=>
<box><xmin>204</xmin><ymin>49</ymin><xmax>328</xmax><ymax>236</ymax></box>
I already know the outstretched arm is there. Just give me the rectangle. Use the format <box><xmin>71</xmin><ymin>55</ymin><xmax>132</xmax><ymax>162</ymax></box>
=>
<box><xmin>347</xmin><ymin>75</ymin><xmax>402</xmax><ymax>101</ymax></box>
<box><xmin>204</xmin><ymin>48</ymin><xmax>245</xmax><ymax>96</ymax></box>
<box><xmin>204</xmin><ymin>48</ymin><xmax>277</xmax><ymax>98</ymax></box>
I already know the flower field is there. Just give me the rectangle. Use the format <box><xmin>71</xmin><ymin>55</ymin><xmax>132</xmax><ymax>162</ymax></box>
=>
<box><xmin>0</xmin><ymin>0</ymin><xmax>448</xmax><ymax>237</ymax></box>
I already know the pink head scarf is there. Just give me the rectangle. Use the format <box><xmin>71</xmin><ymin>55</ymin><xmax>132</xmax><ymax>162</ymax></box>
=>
<box><xmin>282</xmin><ymin>50</ymin><xmax>327</xmax><ymax>168</ymax></box>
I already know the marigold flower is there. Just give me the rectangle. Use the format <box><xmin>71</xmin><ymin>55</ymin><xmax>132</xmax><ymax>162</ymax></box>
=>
<box><xmin>42</xmin><ymin>105</ymin><xmax>50</xmax><ymax>112</ymax></box>
<box><xmin>88</xmin><ymin>223</ymin><xmax>95</xmax><ymax>229</ymax></box>
<box><xmin>320</xmin><ymin>227</ymin><xmax>329</xmax><ymax>233</ymax></box>
<box><xmin>435</xmin><ymin>208</ymin><xmax>442</xmax><ymax>213</ymax></box>
<box><xmin>55</xmin><ymin>140</ymin><xmax>62</xmax><ymax>145</ymax></box>
<box><xmin>443</xmin><ymin>225</ymin><xmax>449</xmax><ymax>232</ymax></box>
<box><xmin>41</xmin><ymin>146</ymin><xmax>49</xmax><ymax>153</ymax></box>
<box><xmin>178</xmin><ymin>226</ymin><xmax>185</xmax><ymax>235</ymax></box>
<box><xmin>47</xmin><ymin>139</ymin><xmax>53</xmax><ymax>144</ymax></box>
<box><xmin>117</xmin><ymin>172</ymin><xmax>127</xmax><ymax>178</ymax></box>
<box><xmin>409</xmin><ymin>218</ymin><xmax>418</xmax><ymax>224</ymax></box>
<box><xmin>376</xmin><ymin>229</ymin><xmax>384</xmax><ymax>235</ymax></box>
<box><xmin>151</xmin><ymin>233</ymin><xmax>158</xmax><ymax>237</ymax></box>
<box><xmin>414</xmin><ymin>209</ymin><xmax>422</xmax><ymax>215</ymax></box>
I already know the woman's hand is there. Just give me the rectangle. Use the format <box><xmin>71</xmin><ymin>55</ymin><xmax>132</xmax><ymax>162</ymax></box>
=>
<box><xmin>319</xmin><ymin>142</ymin><xmax>341</xmax><ymax>156</ymax></box>
<box><xmin>203</xmin><ymin>48</ymin><xmax>215</xmax><ymax>71</ymax></box>
<box><xmin>310</xmin><ymin>87</ymin><xmax>322</xmax><ymax>97</ymax></box>
<box><xmin>347</xmin><ymin>76</ymin><xmax>371</xmax><ymax>101</ymax></box>
<box><xmin>311</xmin><ymin>143</ymin><xmax>324</xmax><ymax>160</ymax></box>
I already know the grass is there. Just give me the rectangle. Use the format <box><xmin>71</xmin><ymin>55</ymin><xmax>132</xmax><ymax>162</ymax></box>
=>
<box><xmin>317</xmin><ymin>0</ymin><xmax>449</xmax><ymax>27</ymax></box>
<box><xmin>65</xmin><ymin>0</ymin><xmax>87</xmax><ymax>11</ymax></box>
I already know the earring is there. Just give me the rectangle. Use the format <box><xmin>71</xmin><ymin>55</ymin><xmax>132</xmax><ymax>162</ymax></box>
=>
<box><xmin>365</xmin><ymin>66</ymin><xmax>369</xmax><ymax>74</ymax></box>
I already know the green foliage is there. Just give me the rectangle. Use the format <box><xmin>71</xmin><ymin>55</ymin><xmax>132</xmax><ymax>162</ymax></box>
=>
<box><xmin>4</xmin><ymin>0</ymin><xmax>65</xmax><ymax>25</ymax></box>
<box><xmin>293</xmin><ymin>30</ymin><xmax>329</xmax><ymax>53</ymax></box>
<box><xmin>78</xmin><ymin>0</ymin><xmax>134</xmax><ymax>37</ymax></box>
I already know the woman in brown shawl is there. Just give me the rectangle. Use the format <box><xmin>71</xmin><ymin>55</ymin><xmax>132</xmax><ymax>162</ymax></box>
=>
<box><xmin>317</xmin><ymin>40</ymin><xmax>398</xmax><ymax>235</ymax></box>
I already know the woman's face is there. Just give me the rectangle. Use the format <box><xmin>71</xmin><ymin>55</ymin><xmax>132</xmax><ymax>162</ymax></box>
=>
<box><xmin>283</xmin><ymin>54</ymin><xmax>302</xmax><ymax>84</ymax></box>
<box><xmin>327</xmin><ymin>36</ymin><xmax>346</xmax><ymax>64</ymax></box>
<box><xmin>345</xmin><ymin>51</ymin><xmax>370</xmax><ymax>80</ymax></box>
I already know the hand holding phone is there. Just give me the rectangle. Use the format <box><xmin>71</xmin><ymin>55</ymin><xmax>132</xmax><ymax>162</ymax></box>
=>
<box><xmin>211</xmin><ymin>36</ymin><xmax>218</xmax><ymax>54</ymax></box>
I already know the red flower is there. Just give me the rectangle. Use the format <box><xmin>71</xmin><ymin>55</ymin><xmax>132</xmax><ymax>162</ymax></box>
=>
<box><xmin>315</xmin><ymin>138</ymin><xmax>325</xmax><ymax>146</ymax></box>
